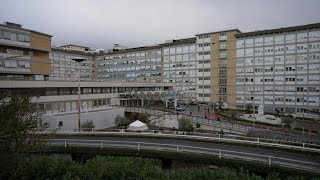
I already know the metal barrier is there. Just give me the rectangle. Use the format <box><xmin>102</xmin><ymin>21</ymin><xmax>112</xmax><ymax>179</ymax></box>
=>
<box><xmin>49</xmin><ymin>138</ymin><xmax>320</xmax><ymax>173</ymax></box>
<box><xmin>49</xmin><ymin>130</ymin><xmax>320</xmax><ymax>152</ymax></box>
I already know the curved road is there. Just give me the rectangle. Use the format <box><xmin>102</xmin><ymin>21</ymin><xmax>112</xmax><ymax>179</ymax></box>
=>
<box><xmin>52</xmin><ymin>136</ymin><xmax>320</xmax><ymax>165</ymax></box>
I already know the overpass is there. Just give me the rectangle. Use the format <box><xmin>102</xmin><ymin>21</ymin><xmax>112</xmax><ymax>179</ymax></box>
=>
<box><xmin>42</xmin><ymin>131</ymin><xmax>320</xmax><ymax>173</ymax></box>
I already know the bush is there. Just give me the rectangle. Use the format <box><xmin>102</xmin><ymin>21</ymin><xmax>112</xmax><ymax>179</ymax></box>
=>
<box><xmin>139</xmin><ymin>113</ymin><xmax>150</xmax><ymax>123</ymax></box>
<box><xmin>12</xmin><ymin>155</ymin><xmax>317</xmax><ymax>179</ymax></box>
<box><xmin>81</xmin><ymin>120</ymin><xmax>95</xmax><ymax>131</ymax></box>
<box><xmin>178</xmin><ymin>118</ymin><xmax>194</xmax><ymax>132</ymax></box>
<box><xmin>294</xmin><ymin>127</ymin><xmax>309</xmax><ymax>132</ymax></box>
<box><xmin>114</xmin><ymin>115</ymin><xmax>130</xmax><ymax>127</ymax></box>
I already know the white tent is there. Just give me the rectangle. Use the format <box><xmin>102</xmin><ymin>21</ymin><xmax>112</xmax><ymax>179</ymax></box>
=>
<box><xmin>127</xmin><ymin>120</ymin><xmax>148</xmax><ymax>131</ymax></box>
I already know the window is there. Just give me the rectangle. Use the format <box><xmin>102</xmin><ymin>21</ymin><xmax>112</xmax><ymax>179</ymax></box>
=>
<box><xmin>254</xmin><ymin>37</ymin><xmax>263</xmax><ymax>46</ymax></box>
<box><xmin>245</xmin><ymin>39</ymin><xmax>254</xmax><ymax>47</ymax></box>
<box><xmin>285</xmin><ymin>34</ymin><xmax>296</xmax><ymax>43</ymax></box>
<box><xmin>236</xmin><ymin>40</ymin><xmax>244</xmax><ymax>48</ymax></box>
<box><xmin>219</xmin><ymin>51</ymin><xmax>227</xmax><ymax>58</ymax></box>
<box><xmin>236</xmin><ymin>58</ymin><xmax>244</xmax><ymax>65</ymax></box>
<box><xmin>297</xmin><ymin>43</ymin><xmax>307</xmax><ymax>52</ymax></box>
<box><xmin>236</xmin><ymin>49</ymin><xmax>245</xmax><ymax>57</ymax></box>
<box><xmin>275</xmin><ymin>46</ymin><xmax>284</xmax><ymax>54</ymax></box>
<box><xmin>275</xmin><ymin>35</ymin><xmax>284</xmax><ymax>44</ymax></box>
<box><xmin>309</xmin><ymin>31</ymin><xmax>320</xmax><ymax>41</ymax></box>
<box><xmin>264</xmin><ymin>47</ymin><xmax>274</xmax><ymax>55</ymax></box>
<box><xmin>4</xmin><ymin>31</ymin><xmax>10</xmax><ymax>39</ymax></box>
<box><xmin>254</xmin><ymin>48</ymin><xmax>263</xmax><ymax>56</ymax></box>
<box><xmin>10</xmin><ymin>32</ymin><xmax>16</xmax><ymax>41</ymax></box>
<box><xmin>220</xmin><ymin>32</ymin><xmax>226</xmax><ymax>36</ymax></box>
<box><xmin>264</xmin><ymin>36</ymin><xmax>274</xmax><ymax>45</ymax></box>
<box><xmin>285</xmin><ymin>45</ymin><xmax>296</xmax><ymax>53</ymax></box>
<box><xmin>297</xmin><ymin>32</ymin><xmax>308</xmax><ymax>42</ymax></box>
<box><xmin>245</xmin><ymin>48</ymin><xmax>254</xmax><ymax>56</ymax></box>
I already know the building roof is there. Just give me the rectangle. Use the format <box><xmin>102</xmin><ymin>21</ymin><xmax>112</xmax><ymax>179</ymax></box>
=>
<box><xmin>51</xmin><ymin>47</ymin><xmax>95</xmax><ymax>56</ymax></box>
<box><xmin>58</xmin><ymin>44</ymin><xmax>91</xmax><ymax>49</ymax></box>
<box><xmin>235</xmin><ymin>23</ymin><xmax>320</xmax><ymax>38</ymax></box>
<box><xmin>97</xmin><ymin>45</ymin><xmax>162</xmax><ymax>56</ymax></box>
<box><xmin>159</xmin><ymin>37</ymin><xmax>196</xmax><ymax>46</ymax></box>
<box><xmin>0</xmin><ymin>22</ymin><xmax>53</xmax><ymax>37</ymax></box>
<box><xmin>195</xmin><ymin>29</ymin><xmax>241</xmax><ymax>36</ymax></box>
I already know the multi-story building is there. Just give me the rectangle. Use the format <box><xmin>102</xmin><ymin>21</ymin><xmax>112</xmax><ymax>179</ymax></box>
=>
<box><xmin>1</xmin><ymin>21</ymin><xmax>319</xmax><ymax>118</ymax></box>
<box><xmin>0</xmin><ymin>22</ymin><xmax>52</xmax><ymax>80</ymax></box>
<box><xmin>160</xmin><ymin>38</ymin><xmax>197</xmax><ymax>99</ymax></box>
<box><xmin>0</xmin><ymin>22</ymin><xmax>176</xmax><ymax>130</ymax></box>
<box><xmin>96</xmin><ymin>23</ymin><xmax>319</xmax><ymax>117</ymax></box>
<box><xmin>49</xmin><ymin>47</ymin><xmax>95</xmax><ymax>81</ymax></box>
<box><xmin>235</xmin><ymin>23</ymin><xmax>320</xmax><ymax>116</ymax></box>
<box><xmin>195</xmin><ymin>30</ymin><xmax>240</xmax><ymax>103</ymax></box>
<box><xmin>97</xmin><ymin>45</ymin><xmax>162</xmax><ymax>83</ymax></box>
<box><xmin>0</xmin><ymin>80</ymin><xmax>174</xmax><ymax>130</ymax></box>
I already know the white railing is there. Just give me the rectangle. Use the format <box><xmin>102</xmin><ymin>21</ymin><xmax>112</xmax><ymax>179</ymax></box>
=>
<box><xmin>49</xmin><ymin>130</ymin><xmax>320</xmax><ymax>153</ymax></box>
<box><xmin>124</xmin><ymin>107</ymin><xmax>251</xmax><ymax>133</ymax></box>
<box><xmin>49</xmin><ymin>139</ymin><xmax>320</xmax><ymax>173</ymax></box>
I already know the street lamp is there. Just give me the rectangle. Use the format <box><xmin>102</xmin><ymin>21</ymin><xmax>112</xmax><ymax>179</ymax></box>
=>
<box><xmin>72</xmin><ymin>58</ymin><xmax>85</xmax><ymax>132</ymax></box>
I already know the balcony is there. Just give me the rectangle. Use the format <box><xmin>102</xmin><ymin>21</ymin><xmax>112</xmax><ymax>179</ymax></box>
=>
<box><xmin>219</xmin><ymin>55</ymin><xmax>227</xmax><ymax>59</ymax></box>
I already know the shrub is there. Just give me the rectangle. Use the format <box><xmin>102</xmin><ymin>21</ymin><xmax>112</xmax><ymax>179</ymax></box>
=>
<box><xmin>178</xmin><ymin>118</ymin><xmax>194</xmax><ymax>132</ymax></box>
<box><xmin>114</xmin><ymin>115</ymin><xmax>130</xmax><ymax>127</ymax></box>
<box><xmin>81</xmin><ymin>120</ymin><xmax>95</xmax><ymax>131</ymax></box>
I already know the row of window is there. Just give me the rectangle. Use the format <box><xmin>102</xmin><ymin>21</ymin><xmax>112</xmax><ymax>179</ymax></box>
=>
<box><xmin>236</xmin><ymin>31</ymin><xmax>320</xmax><ymax>48</ymax></box>
<box><xmin>236</xmin><ymin>96</ymin><xmax>319</xmax><ymax>104</ymax></box>
<box><xmin>236</xmin><ymin>75</ymin><xmax>320</xmax><ymax>83</ymax></box>
<box><xmin>236</xmin><ymin>64</ymin><xmax>320</xmax><ymax>73</ymax></box>
<box><xmin>236</xmin><ymin>86</ymin><xmax>320</xmax><ymax>92</ymax></box>
<box><xmin>236</xmin><ymin>43</ymin><xmax>320</xmax><ymax>57</ymax></box>
<box><xmin>237</xmin><ymin>54</ymin><xmax>320</xmax><ymax>65</ymax></box>
<box><xmin>0</xmin><ymin>60</ymin><xmax>30</xmax><ymax>68</ymax></box>
<box><xmin>0</xmin><ymin>30</ymin><xmax>29</xmax><ymax>42</ymax></box>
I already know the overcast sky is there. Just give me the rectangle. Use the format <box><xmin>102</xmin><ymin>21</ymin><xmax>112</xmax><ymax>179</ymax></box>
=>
<box><xmin>1</xmin><ymin>0</ymin><xmax>319</xmax><ymax>50</ymax></box>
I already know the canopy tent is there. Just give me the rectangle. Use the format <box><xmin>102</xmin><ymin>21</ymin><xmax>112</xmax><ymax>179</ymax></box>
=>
<box><xmin>127</xmin><ymin>120</ymin><xmax>148</xmax><ymax>131</ymax></box>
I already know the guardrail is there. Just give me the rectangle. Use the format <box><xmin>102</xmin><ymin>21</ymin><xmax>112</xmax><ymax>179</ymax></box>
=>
<box><xmin>49</xmin><ymin>130</ymin><xmax>320</xmax><ymax>153</ymax></box>
<box><xmin>124</xmin><ymin>107</ymin><xmax>251</xmax><ymax>133</ymax></box>
<box><xmin>49</xmin><ymin>138</ymin><xmax>320</xmax><ymax>173</ymax></box>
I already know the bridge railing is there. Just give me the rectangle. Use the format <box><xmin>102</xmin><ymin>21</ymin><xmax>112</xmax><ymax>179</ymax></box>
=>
<box><xmin>49</xmin><ymin>138</ymin><xmax>320</xmax><ymax>173</ymax></box>
<box><xmin>48</xmin><ymin>130</ymin><xmax>320</xmax><ymax>152</ymax></box>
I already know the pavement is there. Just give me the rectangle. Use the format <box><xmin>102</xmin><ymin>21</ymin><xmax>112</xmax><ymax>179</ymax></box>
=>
<box><xmin>53</xmin><ymin>136</ymin><xmax>320</xmax><ymax>165</ymax></box>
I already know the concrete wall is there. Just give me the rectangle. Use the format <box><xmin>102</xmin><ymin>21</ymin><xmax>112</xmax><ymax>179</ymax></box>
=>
<box><xmin>41</xmin><ymin>107</ymin><xmax>124</xmax><ymax>131</ymax></box>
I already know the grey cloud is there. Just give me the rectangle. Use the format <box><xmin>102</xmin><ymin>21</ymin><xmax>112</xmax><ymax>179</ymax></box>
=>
<box><xmin>0</xmin><ymin>0</ymin><xmax>319</xmax><ymax>50</ymax></box>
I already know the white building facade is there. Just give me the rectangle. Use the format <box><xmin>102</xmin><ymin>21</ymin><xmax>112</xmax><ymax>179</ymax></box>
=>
<box><xmin>235</xmin><ymin>24</ymin><xmax>320</xmax><ymax>116</ymax></box>
<box><xmin>49</xmin><ymin>48</ymin><xmax>95</xmax><ymax>81</ymax></box>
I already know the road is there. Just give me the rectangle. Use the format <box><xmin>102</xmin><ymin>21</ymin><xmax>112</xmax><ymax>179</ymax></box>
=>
<box><xmin>52</xmin><ymin>136</ymin><xmax>320</xmax><ymax>165</ymax></box>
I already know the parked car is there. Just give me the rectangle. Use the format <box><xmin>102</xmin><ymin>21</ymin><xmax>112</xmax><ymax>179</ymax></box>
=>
<box><xmin>175</xmin><ymin>105</ymin><xmax>186</xmax><ymax>111</ymax></box>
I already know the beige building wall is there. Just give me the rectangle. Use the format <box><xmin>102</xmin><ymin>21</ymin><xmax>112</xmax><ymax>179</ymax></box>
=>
<box><xmin>30</xmin><ymin>32</ymin><xmax>52</xmax><ymax>75</ymax></box>
<box><xmin>210</xmin><ymin>30</ymin><xmax>239</xmax><ymax>106</ymax></box>
<box><xmin>210</xmin><ymin>33</ymin><xmax>220</xmax><ymax>102</ymax></box>
<box><xmin>226</xmin><ymin>31</ymin><xmax>238</xmax><ymax>106</ymax></box>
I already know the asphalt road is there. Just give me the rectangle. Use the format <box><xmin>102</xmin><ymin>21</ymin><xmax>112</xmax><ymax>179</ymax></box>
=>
<box><xmin>52</xmin><ymin>136</ymin><xmax>320</xmax><ymax>165</ymax></box>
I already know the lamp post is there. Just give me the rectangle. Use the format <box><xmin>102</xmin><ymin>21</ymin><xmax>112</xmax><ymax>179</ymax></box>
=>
<box><xmin>72</xmin><ymin>58</ymin><xmax>85</xmax><ymax>132</ymax></box>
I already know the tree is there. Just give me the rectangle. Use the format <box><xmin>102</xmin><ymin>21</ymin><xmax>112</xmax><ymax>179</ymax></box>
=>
<box><xmin>114</xmin><ymin>115</ymin><xmax>130</xmax><ymax>128</ymax></box>
<box><xmin>138</xmin><ymin>113</ymin><xmax>150</xmax><ymax>123</ymax></box>
<box><xmin>245</xmin><ymin>103</ymin><xmax>253</xmax><ymax>113</ymax></box>
<box><xmin>230</xmin><ymin>110</ymin><xmax>238</xmax><ymax>120</ymax></box>
<box><xmin>178</xmin><ymin>118</ymin><xmax>194</xmax><ymax>132</ymax></box>
<box><xmin>282</xmin><ymin>116</ymin><xmax>294</xmax><ymax>128</ymax></box>
<box><xmin>0</xmin><ymin>95</ymin><xmax>54</xmax><ymax>179</ymax></box>
<box><xmin>81</xmin><ymin>120</ymin><xmax>95</xmax><ymax>131</ymax></box>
